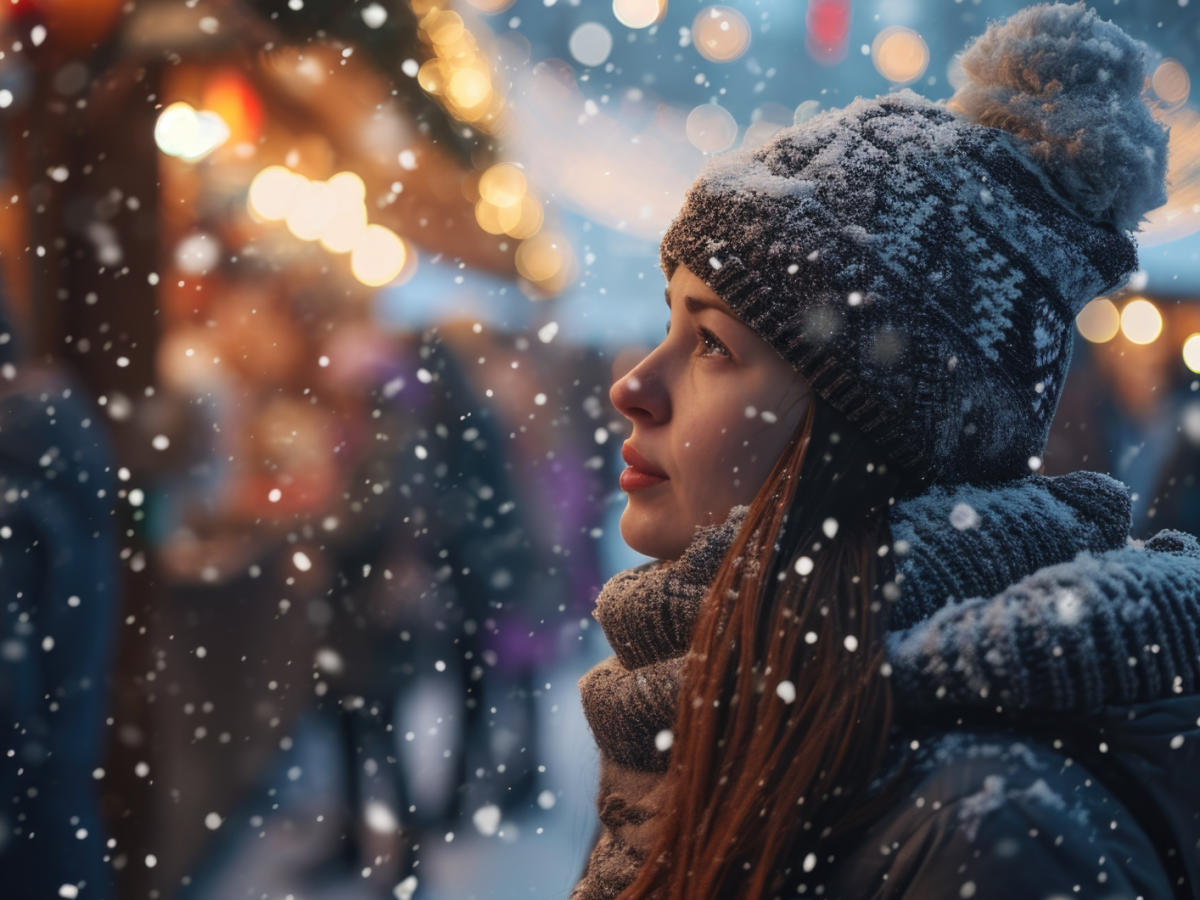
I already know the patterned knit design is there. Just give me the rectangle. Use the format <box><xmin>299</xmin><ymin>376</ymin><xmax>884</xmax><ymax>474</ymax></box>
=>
<box><xmin>888</xmin><ymin>470</ymin><xmax>1131</xmax><ymax>630</ymax></box>
<box><xmin>887</xmin><ymin>529</ymin><xmax>1200</xmax><ymax>712</ymax></box>
<box><xmin>660</xmin><ymin>89</ymin><xmax>1144</xmax><ymax>484</ymax></box>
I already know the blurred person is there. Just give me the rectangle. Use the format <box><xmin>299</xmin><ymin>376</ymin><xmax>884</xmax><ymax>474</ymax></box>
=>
<box><xmin>573</xmin><ymin>7</ymin><xmax>1199</xmax><ymax>900</ymax></box>
<box><xmin>180</xmin><ymin>318</ymin><xmax>613</xmax><ymax>899</ymax></box>
<box><xmin>0</xmin><ymin>304</ymin><xmax>119</xmax><ymax>897</ymax></box>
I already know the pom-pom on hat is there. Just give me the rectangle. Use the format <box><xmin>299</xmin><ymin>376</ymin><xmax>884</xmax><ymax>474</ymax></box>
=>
<box><xmin>659</xmin><ymin>2</ymin><xmax>1168</xmax><ymax>485</ymax></box>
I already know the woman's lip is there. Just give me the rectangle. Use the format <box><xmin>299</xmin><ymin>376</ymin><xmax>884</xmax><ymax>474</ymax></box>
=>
<box><xmin>620</xmin><ymin>443</ymin><xmax>669</xmax><ymax>493</ymax></box>
<box><xmin>619</xmin><ymin>466</ymin><xmax>668</xmax><ymax>492</ymax></box>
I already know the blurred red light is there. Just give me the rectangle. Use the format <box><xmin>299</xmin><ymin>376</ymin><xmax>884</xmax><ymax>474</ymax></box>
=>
<box><xmin>806</xmin><ymin>0</ymin><xmax>852</xmax><ymax>66</ymax></box>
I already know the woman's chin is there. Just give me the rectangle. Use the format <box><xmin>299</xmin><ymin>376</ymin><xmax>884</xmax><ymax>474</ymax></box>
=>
<box><xmin>619</xmin><ymin>502</ymin><xmax>690</xmax><ymax>561</ymax></box>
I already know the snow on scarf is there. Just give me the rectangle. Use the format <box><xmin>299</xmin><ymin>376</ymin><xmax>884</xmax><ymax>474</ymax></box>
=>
<box><xmin>572</xmin><ymin>470</ymin><xmax>1200</xmax><ymax>900</ymax></box>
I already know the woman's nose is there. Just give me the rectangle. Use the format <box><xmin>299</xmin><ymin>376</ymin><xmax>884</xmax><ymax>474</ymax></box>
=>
<box><xmin>610</xmin><ymin>351</ymin><xmax>669</xmax><ymax>424</ymax></box>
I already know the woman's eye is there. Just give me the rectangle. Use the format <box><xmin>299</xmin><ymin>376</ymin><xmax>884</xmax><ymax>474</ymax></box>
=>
<box><xmin>698</xmin><ymin>328</ymin><xmax>730</xmax><ymax>357</ymax></box>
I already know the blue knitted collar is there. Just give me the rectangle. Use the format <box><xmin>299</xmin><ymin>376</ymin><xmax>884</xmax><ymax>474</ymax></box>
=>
<box><xmin>886</xmin><ymin>472</ymin><xmax>1200</xmax><ymax>712</ymax></box>
<box><xmin>887</xmin><ymin>471</ymin><xmax>1132</xmax><ymax>632</ymax></box>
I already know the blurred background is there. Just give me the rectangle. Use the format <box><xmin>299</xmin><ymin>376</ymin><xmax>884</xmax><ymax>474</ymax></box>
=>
<box><xmin>0</xmin><ymin>0</ymin><xmax>1196</xmax><ymax>898</ymax></box>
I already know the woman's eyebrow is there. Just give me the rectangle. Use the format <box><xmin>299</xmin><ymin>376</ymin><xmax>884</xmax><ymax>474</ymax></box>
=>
<box><xmin>684</xmin><ymin>295</ymin><xmax>734</xmax><ymax>317</ymax></box>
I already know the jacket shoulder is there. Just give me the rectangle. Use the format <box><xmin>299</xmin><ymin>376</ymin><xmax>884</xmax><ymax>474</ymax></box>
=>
<box><xmin>821</xmin><ymin>731</ymin><xmax>1176</xmax><ymax>900</ymax></box>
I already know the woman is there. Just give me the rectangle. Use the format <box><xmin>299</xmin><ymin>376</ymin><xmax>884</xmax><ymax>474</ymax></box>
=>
<box><xmin>572</xmin><ymin>5</ymin><xmax>1200</xmax><ymax>900</ymax></box>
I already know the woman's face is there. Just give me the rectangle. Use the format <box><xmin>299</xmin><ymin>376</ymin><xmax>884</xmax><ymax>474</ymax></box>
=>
<box><xmin>611</xmin><ymin>264</ymin><xmax>813</xmax><ymax>560</ymax></box>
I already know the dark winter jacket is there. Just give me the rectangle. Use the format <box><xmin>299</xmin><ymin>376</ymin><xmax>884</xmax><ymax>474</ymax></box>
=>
<box><xmin>573</xmin><ymin>471</ymin><xmax>1200</xmax><ymax>900</ymax></box>
<box><xmin>0</xmin><ymin>368</ymin><xmax>119</xmax><ymax>898</ymax></box>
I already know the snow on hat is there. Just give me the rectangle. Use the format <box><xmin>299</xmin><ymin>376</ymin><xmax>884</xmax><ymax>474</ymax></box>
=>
<box><xmin>659</xmin><ymin>2</ymin><xmax>1168</xmax><ymax>484</ymax></box>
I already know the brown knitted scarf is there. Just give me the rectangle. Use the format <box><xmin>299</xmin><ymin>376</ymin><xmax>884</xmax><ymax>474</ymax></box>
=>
<box><xmin>571</xmin><ymin>507</ymin><xmax>748</xmax><ymax>900</ymax></box>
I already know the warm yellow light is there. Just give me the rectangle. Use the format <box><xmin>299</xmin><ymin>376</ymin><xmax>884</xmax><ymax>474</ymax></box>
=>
<box><xmin>475</xmin><ymin>198</ymin><xmax>507</xmax><ymax>235</ymax></box>
<box><xmin>613</xmin><ymin>0</ymin><xmax>664</xmax><ymax>29</ymax></box>
<box><xmin>425</xmin><ymin>10</ymin><xmax>466</xmax><ymax>44</ymax></box>
<box><xmin>1184</xmin><ymin>334</ymin><xmax>1200</xmax><ymax>373</ymax></box>
<box><xmin>515</xmin><ymin>232</ymin><xmax>566</xmax><ymax>282</ymax></box>
<box><xmin>872</xmin><ymin>26</ymin><xmax>929</xmax><ymax>84</ymax></box>
<box><xmin>248</xmin><ymin>165</ymin><xmax>304</xmax><ymax>222</ymax></box>
<box><xmin>479</xmin><ymin>164</ymin><xmax>527</xmax><ymax>208</ymax></box>
<box><xmin>418</xmin><ymin>59</ymin><xmax>453</xmax><ymax>95</ymax></box>
<box><xmin>501</xmin><ymin>194</ymin><xmax>544</xmax><ymax>239</ymax></box>
<box><xmin>1075</xmin><ymin>297</ymin><xmax>1120</xmax><ymax>343</ymax></box>
<box><xmin>286</xmin><ymin>179</ymin><xmax>335</xmax><ymax>241</ymax></box>
<box><xmin>447</xmin><ymin>68</ymin><xmax>492</xmax><ymax>109</ymax></box>
<box><xmin>1152</xmin><ymin>59</ymin><xmax>1190</xmax><ymax>105</ymax></box>
<box><xmin>692</xmin><ymin>6</ymin><xmax>751</xmax><ymax>63</ymax></box>
<box><xmin>465</xmin><ymin>0</ymin><xmax>516</xmax><ymax>13</ymax></box>
<box><xmin>155</xmin><ymin>102</ymin><xmax>230</xmax><ymax>160</ymax></box>
<box><xmin>319</xmin><ymin>173</ymin><xmax>369</xmax><ymax>254</ymax></box>
<box><xmin>686</xmin><ymin>103</ymin><xmax>738</xmax><ymax>153</ymax></box>
<box><xmin>1120</xmin><ymin>298</ymin><xmax>1163</xmax><ymax>345</ymax></box>
<box><xmin>351</xmin><ymin>225</ymin><xmax>407</xmax><ymax>287</ymax></box>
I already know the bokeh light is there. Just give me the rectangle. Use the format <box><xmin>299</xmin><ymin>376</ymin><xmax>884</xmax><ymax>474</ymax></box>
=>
<box><xmin>248</xmin><ymin>165</ymin><xmax>305</xmax><ymax>221</ymax></box>
<box><xmin>154</xmin><ymin>102</ymin><xmax>231</xmax><ymax>161</ymax></box>
<box><xmin>1152</xmin><ymin>59</ymin><xmax>1190</xmax><ymax>106</ymax></box>
<box><xmin>500</xmin><ymin>195</ymin><xmax>545</xmax><ymax>240</ymax></box>
<box><xmin>692</xmin><ymin>6</ymin><xmax>751</xmax><ymax>64</ymax></box>
<box><xmin>516</xmin><ymin>232</ymin><xmax>569</xmax><ymax>288</ymax></box>
<box><xmin>351</xmin><ymin>225</ymin><xmax>407</xmax><ymax>287</ymax></box>
<box><xmin>174</xmin><ymin>233</ymin><xmax>221</xmax><ymax>275</ymax></box>
<box><xmin>286</xmin><ymin>179</ymin><xmax>336</xmax><ymax>242</ymax></box>
<box><xmin>1075</xmin><ymin>297</ymin><xmax>1120</xmax><ymax>343</ymax></box>
<box><xmin>319</xmin><ymin>172</ymin><xmax>369</xmax><ymax>253</ymax></box>
<box><xmin>448</xmin><ymin>68</ymin><xmax>493</xmax><ymax>109</ymax></box>
<box><xmin>805</xmin><ymin>0</ymin><xmax>851</xmax><ymax>65</ymax></box>
<box><xmin>1120</xmin><ymin>298</ymin><xmax>1163</xmax><ymax>345</ymax></box>
<box><xmin>479</xmin><ymin>164</ymin><xmax>528</xmax><ymax>207</ymax></box>
<box><xmin>686</xmin><ymin>104</ymin><xmax>738</xmax><ymax>153</ymax></box>
<box><xmin>613</xmin><ymin>0</ymin><xmax>665</xmax><ymax>29</ymax></box>
<box><xmin>465</xmin><ymin>0</ymin><xmax>517</xmax><ymax>13</ymax></box>
<box><xmin>569</xmin><ymin>23</ymin><xmax>614</xmax><ymax>68</ymax></box>
<box><xmin>871</xmin><ymin>26</ymin><xmax>929</xmax><ymax>85</ymax></box>
<box><xmin>414</xmin><ymin>4</ymin><xmax>507</xmax><ymax>131</ymax></box>
<box><xmin>474</xmin><ymin>162</ymin><xmax>545</xmax><ymax>240</ymax></box>
<box><xmin>1184</xmin><ymin>334</ymin><xmax>1200</xmax><ymax>374</ymax></box>
<box><xmin>201</xmin><ymin>70</ymin><xmax>264</xmax><ymax>145</ymax></box>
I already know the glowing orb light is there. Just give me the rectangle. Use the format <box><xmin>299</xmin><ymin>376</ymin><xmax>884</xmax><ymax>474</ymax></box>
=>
<box><xmin>1183</xmin><ymin>334</ymin><xmax>1200</xmax><ymax>374</ymax></box>
<box><xmin>805</xmin><ymin>0</ymin><xmax>851</xmax><ymax>66</ymax></box>
<box><xmin>569</xmin><ymin>22</ymin><xmax>614</xmax><ymax>68</ymax></box>
<box><xmin>319</xmin><ymin>172</ymin><xmax>369</xmax><ymax>253</ymax></box>
<box><xmin>500</xmin><ymin>195</ymin><xmax>544</xmax><ymax>239</ymax></box>
<box><xmin>154</xmin><ymin>102</ymin><xmax>230</xmax><ymax>161</ymax></box>
<box><xmin>1152</xmin><ymin>59</ymin><xmax>1190</xmax><ymax>105</ymax></box>
<box><xmin>516</xmin><ymin>232</ymin><xmax>566</xmax><ymax>283</ymax></box>
<box><xmin>201</xmin><ymin>71</ymin><xmax>263</xmax><ymax>144</ymax></box>
<box><xmin>686</xmin><ymin>104</ymin><xmax>738</xmax><ymax>153</ymax></box>
<box><xmin>466</xmin><ymin>0</ymin><xmax>517</xmax><ymax>12</ymax></box>
<box><xmin>475</xmin><ymin>200</ymin><xmax>507</xmax><ymax>235</ymax></box>
<box><xmin>175</xmin><ymin>233</ymin><xmax>221</xmax><ymax>274</ymax></box>
<box><xmin>248</xmin><ymin>166</ymin><xmax>305</xmax><ymax>221</ymax></box>
<box><xmin>871</xmin><ymin>26</ymin><xmax>929</xmax><ymax>85</ymax></box>
<box><xmin>1120</xmin><ymin>298</ymin><xmax>1163</xmax><ymax>345</ymax></box>
<box><xmin>479</xmin><ymin>164</ymin><xmax>527</xmax><ymax>208</ymax></box>
<box><xmin>351</xmin><ymin>225</ymin><xmax>407</xmax><ymax>286</ymax></box>
<box><xmin>613</xmin><ymin>0</ymin><xmax>664</xmax><ymax>29</ymax></box>
<box><xmin>285</xmin><ymin>179</ymin><xmax>336</xmax><ymax>242</ymax></box>
<box><xmin>1075</xmin><ymin>298</ymin><xmax>1120</xmax><ymax>343</ymax></box>
<box><xmin>447</xmin><ymin>68</ymin><xmax>493</xmax><ymax>109</ymax></box>
<box><xmin>692</xmin><ymin>6</ymin><xmax>751</xmax><ymax>63</ymax></box>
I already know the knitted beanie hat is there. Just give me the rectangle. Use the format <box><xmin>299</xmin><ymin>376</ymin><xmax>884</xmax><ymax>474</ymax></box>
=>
<box><xmin>660</xmin><ymin>2</ymin><xmax>1169</xmax><ymax>485</ymax></box>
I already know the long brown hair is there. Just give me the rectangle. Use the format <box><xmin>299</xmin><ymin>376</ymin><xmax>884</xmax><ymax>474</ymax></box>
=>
<box><xmin>620</xmin><ymin>398</ymin><xmax>906</xmax><ymax>900</ymax></box>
